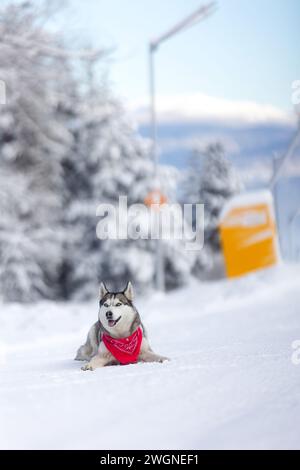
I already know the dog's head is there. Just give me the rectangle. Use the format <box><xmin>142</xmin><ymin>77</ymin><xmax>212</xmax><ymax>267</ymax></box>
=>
<box><xmin>98</xmin><ymin>281</ymin><xmax>139</xmax><ymax>336</ymax></box>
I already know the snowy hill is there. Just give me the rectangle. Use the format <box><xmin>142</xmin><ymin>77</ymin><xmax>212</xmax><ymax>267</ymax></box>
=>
<box><xmin>0</xmin><ymin>264</ymin><xmax>300</xmax><ymax>450</ymax></box>
<box><xmin>139</xmin><ymin>120</ymin><xmax>296</xmax><ymax>175</ymax></box>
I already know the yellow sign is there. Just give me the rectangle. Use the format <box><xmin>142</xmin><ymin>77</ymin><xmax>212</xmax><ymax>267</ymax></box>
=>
<box><xmin>219</xmin><ymin>190</ymin><xmax>279</xmax><ymax>278</ymax></box>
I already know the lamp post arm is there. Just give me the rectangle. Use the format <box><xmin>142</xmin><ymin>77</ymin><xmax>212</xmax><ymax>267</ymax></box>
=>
<box><xmin>150</xmin><ymin>2</ymin><xmax>217</xmax><ymax>51</ymax></box>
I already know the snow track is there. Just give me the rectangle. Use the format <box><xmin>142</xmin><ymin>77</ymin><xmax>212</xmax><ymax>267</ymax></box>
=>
<box><xmin>0</xmin><ymin>265</ymin><xmax>299</xmax><ymax>449</ymax></box>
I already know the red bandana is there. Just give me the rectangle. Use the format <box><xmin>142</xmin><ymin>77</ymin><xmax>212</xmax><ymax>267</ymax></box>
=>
<box><xmin>102</xmin><ymin>327</ymin><xmax>143</xmax><ymax>365</ymax></box>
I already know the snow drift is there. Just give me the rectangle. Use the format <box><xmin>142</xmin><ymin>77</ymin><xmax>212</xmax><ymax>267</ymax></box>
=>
<box><xmin>0</xmin><ymin>264</ymin><xmax>300</xmax><ymax>449</ymax></box>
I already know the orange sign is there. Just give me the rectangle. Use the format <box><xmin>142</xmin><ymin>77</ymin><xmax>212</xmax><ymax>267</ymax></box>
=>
<box><xmin>219</xmin><ymin>191</ymin><xmax>279</xmax><ymax>278</ymax></box>
<box><xmin>144</xmin><ymin>190</ymin><xmax>167</xmax><ymax>208</ymax></box>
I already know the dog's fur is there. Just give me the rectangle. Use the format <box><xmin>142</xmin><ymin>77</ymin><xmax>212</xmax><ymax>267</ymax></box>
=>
<box><xmin>75</xmin><ymin>281</ymin><xmax>169</xmax><ymax>371</ymax></box>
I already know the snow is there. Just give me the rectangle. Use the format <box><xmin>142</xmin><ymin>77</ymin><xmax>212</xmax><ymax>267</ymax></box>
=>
<box><xmin>0</xmin><ymin>264</ymin><xmax>300</xmax><ymax>450</ymax></box>
<box><xmin>220</xmin><ymin>189</ymin><xmax>275</xmax><ymax>221</ymax></box>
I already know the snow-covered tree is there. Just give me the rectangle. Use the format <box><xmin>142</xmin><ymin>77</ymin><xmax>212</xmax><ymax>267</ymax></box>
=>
<box><xmin>62</xmin><ymin>65</ymin><xmax>194</xmax><ymax>297</ymax></box>
<box><xmin>183</xmin><ymin>142</ymin><xmax>241</xmax><ymax>278</ymax></box>
<box><xmin>199</xmin><ymin>143</ymin><xmax>241</xmax><ymax>251</ymax></box>
<box><xmin>0</xmin><ymin>2</ymin><xmax>195</xmax><ymax>302</ymax></box>
<box><xmin>0</xmin><ymin>2</ymin><xmax>74</xmax><ymax>301</ymax></box>
<box><xmin>63</xmin><ymin>78</ymin><xmax>161</xmax><ymax>298</ymax></box>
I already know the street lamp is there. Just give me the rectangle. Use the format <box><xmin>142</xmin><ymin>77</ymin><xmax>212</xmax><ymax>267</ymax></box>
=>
<box><xmin>149</xmin><ymin>2</ymin><xmax>217</xmax><ymax>291</ymax></box>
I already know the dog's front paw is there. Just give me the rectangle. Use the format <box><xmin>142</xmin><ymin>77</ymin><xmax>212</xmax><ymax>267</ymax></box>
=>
<box><xmin>81</xmin><ymin>363</ymin><xmax>94</xmax><ymax>371</ymax></box>
<box><xmin>159</xmin><ymin>356</ymin><xmax>170</xmax><ymax>363</ymax></box>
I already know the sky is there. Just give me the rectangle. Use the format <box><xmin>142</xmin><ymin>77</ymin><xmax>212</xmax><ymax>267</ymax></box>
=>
<box><xmin>55</xmin><ymin>0</ymin><xmax>299</xmax><ymax>120</ymax></box>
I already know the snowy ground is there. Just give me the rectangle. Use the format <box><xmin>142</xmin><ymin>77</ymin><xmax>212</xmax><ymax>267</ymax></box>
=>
<box><xmin>0</xmin><ymin>264</ymin><xmax>300</xmax><ymax>450</ymax></box>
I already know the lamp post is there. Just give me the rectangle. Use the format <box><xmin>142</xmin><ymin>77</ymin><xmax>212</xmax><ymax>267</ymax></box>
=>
<box><xmin>149</xmin><ymin>2</ymin><xmax>217</xmax><ymax>291</ymax></box>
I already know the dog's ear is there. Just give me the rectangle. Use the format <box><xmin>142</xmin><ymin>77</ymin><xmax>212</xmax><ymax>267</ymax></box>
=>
<box><xmin>99</xmin><ymin>282</ymin><xmax>108</xmax><ymax>299</ymax></box>
<box><xmin>123</xmin><ymin>281</ymin><xmax>133</xmax><ymax>301</ymax></box>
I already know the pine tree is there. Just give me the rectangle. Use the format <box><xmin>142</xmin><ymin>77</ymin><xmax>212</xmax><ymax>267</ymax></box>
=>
<box><xmin>183</xmin><ymin>142</ymin><xmax>241</xmax><ymax>277</ymax></box>
<box><xmin>0</xmin><ymin>2</ymin><xmax>73</xmax><ymax>301</ymax></box>
<box><xmin>0</xmin><ymin>2</ymin><xmax>196</xmax><ymax>301</ymax></box>
<box><xmin>62</xmin><ymin>73</ymin><xmax>193</xmax><ymax>297</ymax></box>
<box><xmin>199</xmin><ymin>143</ymin><xmax>241</xmax><ymax>251</ymax></box>
<box><xmin>61</xmin><ymin>75</ymin><xmax>155</xmax><ymax>298</ymax></box>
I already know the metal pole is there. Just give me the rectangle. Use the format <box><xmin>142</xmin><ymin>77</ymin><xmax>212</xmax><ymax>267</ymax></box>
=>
<box><xmin>149</xmin><ymin>44</ymin><xmax>165</xmax><ymax>292</ymax></box>
<box><xmin>288</xmin><ymin>215</ymin><xmax>293</xmax><ymax>261</ymax></box>
<box><xmin>151</xmin><ymin>2</ymin><xmax>217</xmax><ymax>50</ymax></box>
<box><xmin>290</xmin><ymin>214</ymin><xmax>296</xmax><ymax>261</ymax></box>
<box><xmin>149</xmin><ymin>44</ymin><xmax>159</xmax><ymax>178</ymax></box>
<box><xmin>288</xmin><ymin>209</ymin><xmax>300</xmax><ymax>262</ymax></box>
<box><xmin>148</xmin><ymin>3</ymin><xmax>217</xmax><ymax>292</ymax></box>
<box><xmin>269</xmin><ymin>119</ymin><xmax>300</xmax><ymax>260</ymax></box>
<box><xmin>272</xmin><ymin>153</ymin><xmax>281</xmax><ymax>252</ymax></box>
<box><xmin>270</xmin><ymin>122</ymin><xmax>300</xmax><ymax>190</ymax></box>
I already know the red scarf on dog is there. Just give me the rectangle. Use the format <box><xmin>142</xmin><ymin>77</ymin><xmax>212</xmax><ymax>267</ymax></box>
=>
<box><xmin>102</xmin><ymin>327</ymin><xmax>143</xmax><ymax>365</ymax></box>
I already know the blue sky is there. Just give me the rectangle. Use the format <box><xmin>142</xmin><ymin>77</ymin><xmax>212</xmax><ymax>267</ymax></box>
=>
<box><xmin>59</xmin><ymin>0</ymin><xmax>299</xmax><ymax>114</ymax></box>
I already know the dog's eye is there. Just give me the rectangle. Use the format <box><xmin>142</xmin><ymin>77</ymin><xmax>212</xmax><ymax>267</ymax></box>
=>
<box><xmin>116</xmin><ymin>303</ymin><xmax>122</xmax><ymax>307</ymax></box>
<box><xmin>104</xmin><ymin>303</ymin><xmax>109</xmax><ymax>307</ymax></box>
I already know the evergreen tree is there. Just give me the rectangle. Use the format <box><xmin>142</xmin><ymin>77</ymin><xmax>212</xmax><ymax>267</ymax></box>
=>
<box><xmin>0</xmin><ymin>1</ymin><xmax>195</xmax><ymax>301</ymax></box>
<box><xmin>62</xmin><ymin>69</ymin><xmax>193</xmax><ymax>297</ymax></box>
<box><xmin>0</xmin><ymin>2</ymin><xmax>73</xmax><ymax>301</ymax></box>
<box><xmin>183</xmin><ymin>142</ymin><xmax>241</xmax><ymax>277</ymax></box>
<box><xmin>199</xmin><ymin>143</ymin><xmax>241</xmax><ymax>251</ymax></box>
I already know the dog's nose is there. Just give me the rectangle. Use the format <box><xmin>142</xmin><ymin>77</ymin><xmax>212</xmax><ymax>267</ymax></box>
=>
<box><xmin>106</xmin><ymin>311</ymin><xmax>113</xmax><ymax>319</ymax></box>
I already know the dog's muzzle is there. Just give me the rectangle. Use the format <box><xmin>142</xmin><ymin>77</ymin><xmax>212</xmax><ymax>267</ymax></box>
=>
<box><xmin>106</xmin><ymin>313</ymin><xmax>121</xmax><ymax>327</ymax></box>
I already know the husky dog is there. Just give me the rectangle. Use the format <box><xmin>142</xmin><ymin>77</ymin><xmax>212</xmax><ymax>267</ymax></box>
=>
<box><xmin>75</xmin><ymin>281</ymin><xmax>169</xmax><ymax>371</ymax></box>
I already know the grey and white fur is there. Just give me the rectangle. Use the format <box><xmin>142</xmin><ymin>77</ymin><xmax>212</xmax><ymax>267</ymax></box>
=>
<box><xmin>75</xmin><ymin>281</ymin><xmax>169</xmax><ymax>371</ymax></box>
